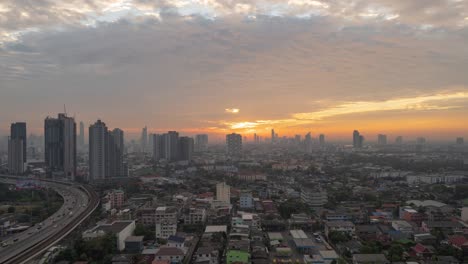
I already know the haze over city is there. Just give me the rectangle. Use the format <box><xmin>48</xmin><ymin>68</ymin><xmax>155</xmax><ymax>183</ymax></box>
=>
<box><xmin>1</xmin><ymin>0</ymin><xmax>468</xmax><ymax>141</ymax></box>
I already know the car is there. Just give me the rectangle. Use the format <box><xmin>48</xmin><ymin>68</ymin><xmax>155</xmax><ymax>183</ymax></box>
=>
<box><xmin>1</xmin><ymin>242</ymin><xmax>8</xmax><ymax>247</ymax></box>
<box><xmin>13</xmin><ymin>238</ymin><xmax>18</xmax><ymax>242</ymax></box>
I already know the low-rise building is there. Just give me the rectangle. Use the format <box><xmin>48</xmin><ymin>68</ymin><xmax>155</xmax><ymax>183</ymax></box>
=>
<box><xmin>155</xmin><ymin>206</ymin><xmax>178</xmax><ymax>239</ymax></box>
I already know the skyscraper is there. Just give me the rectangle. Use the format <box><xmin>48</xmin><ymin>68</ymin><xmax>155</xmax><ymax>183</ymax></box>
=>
<box><xmin>319</xmin><ymin>134</ymin><xmax>325</xmax><ymax>145</ymax></box>
<box><xmin>304</xmin><ymin>132</ymin><xmax>312</xmax><ymax>153</ymax></box>
<box><xmin>353</xmin><ymin>130</ymin><xmax>364</xmax><ymax>149</ymax></box>
<box><xmin>271</xmin><ymin>129</ymin><xmax>275</xmax><ymax>143</ymax></box>
<box><xmin>456</xmin><ymin>137</ymin><xmax>464</xmax><ymax>145</ymax></box>
<box><xmin>8</xmin><ymin>137</ymin><xmax>24</xmax><ymax>175</ymax></box>
<box><xmin>179</xmin><ymin>136</ymin><xmax>194</xmax><ymax>161</ymax></box>
<box><xmin>152</xmin><ymin>134</ymin><xmax>163</xmax><ymax>161</ymax></box>
<box><xmin>164</xmin><ymin>131</ymin><xmax>179</xmax><ymax>161</ymax></box>
<box><xmin>226</xmin><ymin>133</ymin><xmax>242</xmax><ymax>156</ymax></box>
<box><xmin>377</xmin><ymin>134</ymin><xmax>387</xmax><ymax>145</ymax></box>
<box><xmin>89</xmin><ymin>120</ymin><xmax>107</xmax><ymax>180</ymax></box>
<box><xmin>79</xmin><ymin>121</ymin><xmax>85</xmax><ymax>148</ymax></box>
<box><xmin>10</xmin><ymin>122</ymin><xmax>27</xmax><ymax>162</ymax></box>
<box><xmin>44</xmin><ymin>113</ymin><xmax>76</xmax><ymax>180</ymax></box>
<box><xmin>89</xmin><ymin>120</ymin><xmax>125</xmax><ymax>181</ymax></box>
<box><xmin>141</xmin><ymin>126</ymin><xmax>148</xmax><ymax>153</ymax></box>
<box><xmin>195</xmin><ymin>134</ymin><xmax>208</xmax><ymax>152</ymax></box>
<box><xmin>109</xmin><ymin>128</ymin><xmax>125</xmax><ymax>177</ymax></box>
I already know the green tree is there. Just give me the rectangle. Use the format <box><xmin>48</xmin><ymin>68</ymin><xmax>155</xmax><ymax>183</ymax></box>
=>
<box><xmin>387</xmin><ymin>244</ymin><xmax>405</xmax><ymax>262</ymax></box>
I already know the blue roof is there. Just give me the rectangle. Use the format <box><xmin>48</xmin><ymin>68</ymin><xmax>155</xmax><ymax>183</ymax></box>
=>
<box><xmin>167</xmin><ymin>235</ymin><xmax>185</xmax><ymax>243</ymax></box>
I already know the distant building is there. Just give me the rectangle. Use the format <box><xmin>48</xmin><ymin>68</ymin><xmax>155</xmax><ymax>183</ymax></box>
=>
<box><xmin>89</xmin><ymin>120</ymin><xmax>125</xmax><ymax>180</ymax></box>
<box><xmin>377</xmin><ymin>134</ymin><xmax>387</xmax><ymax>145</ymax></box>
<box><xmin>8</xmin><ymin>138</ymin><xmax>24</xmax><ymax>175</ymax></box>
<box><xmin>152</xmin><ymin>134</ymin><xmax>162</xmax><ymax>161</ymax></box>
<box><xmin>195</xmin><ymin>134</ymin><xmax>208</xmax><ymax>152</ymax></box>
<box><xmin>216</xmin><ymin>182</ymin><xmax>231</xmax><ymax>204</ymax></box>
<box><xmin>319</xmin><ymin>134</ymin><xmax>325</xmax><ymax>146</ymax></box>
<box><xmin>164</xmin><ymin>131</ymin><xmax>179</xmax><ymax>162</ymax></box>
<box><xmin>179</xmin><ymin>136</ymin><xmax>194</xmax><ymax>161</ymax></box>
<box><xmin>226</xmin><ymin>133</ymin><xmax>242</xmax><ymax>156</ymax></box>
<box><xmin>44</xmin><ymin>113</ymin><xmax>76</xmax><ymax>180</ymax></box>
<box><xmin>141</xmin><ymin>126</ymin><xmax>148</xmax><ymax>153</ymax></box>
<box><xmin>456</xmin><ymin>137</ymin><xmax>464</xmax><ymax>145</ymax></box>
<box><xmin>353</xmin><ymin>130</ymin><xmax>364</xmax><ymax>149</ymax></box>
<box><xmin>10</xmin><ymin>122</ymin><xmax>27</xmax><ymax>162</ymax></box>
<box><xmin>304</xmin><ymin>132</ymin><xmax>312</xmax><ymax>153</ymax></box>
<box><xmin>395</xmin><ymin>136</ymin><xmax>403</xmax><ymax>144</ymax></box>
<box><xmin>79</xmin><ymin>121</ymin><xmax>85</xmax><ymax>149</ymax></box>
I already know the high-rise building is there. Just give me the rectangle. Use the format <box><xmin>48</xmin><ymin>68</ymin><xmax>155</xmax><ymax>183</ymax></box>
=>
<box><xmin>44</xmin><ymin>114</ymin><xmax>76</xmax><ymax>180</ymax></box>
<box><xmin>109</xmin><ymin>128</ymin><xmax>125</xmax><ymax>177</ymax></box>
<box><xmin>195</xmin><ymin>134</ymin><xmax>208</xmax><ymax>152</ymax></box>
<box><xmin>456</xmin><ymin>137</ymin><xmax>464</xmax><ymax>145</ymax></box>
<box><xmin>271</xmin><ymin>129</ymin><xmax>275</xmax><ymax>143</ymax></box>
<box><xmin>141</xmin><ymin>126</ymin><xmax>148</xmax><ymax>153</ymax></box>
<box><xmin>395</xmin><ymin>136</ymin><xmax>403</xmax><ymax>144</ymax></box>
<box><xmin>148</xmin><ymin>133</ymin><xmax>154</xmax><ymax>153</ymax></box>
<box><xmin>377</xmin><ymin>134</ymin><xmax>387</xmax><ymax>145</ymax></box>
<box><xmin>79</xmin><ymin>121</ymin><xmax>85</xmax><ymax>149</ymax></box>
<box><xmin>89</xmin><ymin>120</ymin><xmax>125</xmax><ymax>181</ymax></box>
<box><xmin>353</xmin><ymin>130</ymin><xmax>364</xmax><ymax>149</ymax></box>
<box><xmin>216</xmin><ymin>182</ymin><xmax>230</xmax><ymax>203</ymax></box>
<box><xmin>152</xmin><ymin>134</ymin><xmax>163</xmax><ymax>161</ymax></box>
<box><xmin>417</xmin><ymin>137</ymin><xmax>426</xmax><ymax>144</ymax></box>
<box><xmin>179</xmin><ymin>136</ymin><xmax>194</xmax><ymax>161</ymax></box>
<box><xmin>164</xmin><ymin>131</ymin><xmax>179</xmax><ymax>161</ymax></box>
<box><xmin>10</xmin><ymin>122</ymin><xmax>27</xmax><ymax>162</ymax></box>
<box><xmin>89</xmin><ymin>120</ymin><xmax>108</xmax><ymax>180</ymax></box>
<box><xmin>319</xmin><ymin>134</ymin><xmax>325</xmax><ymax>145</ymax></box>
<box><xmin>294</xmin><ymin>135</ymin><xmax>301</xmax><ymax>144</ymax></box>
<box><xmin>304</xmin><ymin>132</ymin><xmax>312</xmax><ymax>153</ymax></box>
<box><xmin>226</xmin><ymin>133</ymin><xmax>242</xmax><ymax>156</ymax></box>
<box><xmin>8</xmin><ymin>137</ymin><xmax>24</xmax><ymax>175</ymax></box>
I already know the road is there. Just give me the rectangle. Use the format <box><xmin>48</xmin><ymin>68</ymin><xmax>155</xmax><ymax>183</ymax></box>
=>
<box><xmin>0</xmin><ymin>175</ymin><xmax>99</xmax><ymax>264</ymax></box>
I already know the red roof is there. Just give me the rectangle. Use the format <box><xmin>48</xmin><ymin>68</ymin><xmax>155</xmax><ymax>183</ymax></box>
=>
<box><xmin>449</xmin><ymin>235</ymin><xmax>467</xmax><ymax>247</ymax></box>
<box><xmin>413</xmin><ymin>243</ymin><xmax>432</xmax><ymax>254</ymax></box>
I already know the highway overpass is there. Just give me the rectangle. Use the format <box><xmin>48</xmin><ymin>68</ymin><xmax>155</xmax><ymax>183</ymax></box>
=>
<box><xmin>0</xmin><ymin>175</ymin><xmax>99</xmax><ymax>264</ymax></box>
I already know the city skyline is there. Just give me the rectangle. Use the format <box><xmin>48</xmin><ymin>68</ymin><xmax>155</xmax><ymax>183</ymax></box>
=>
<box><xmin>1</xmin><ymin>1</ymin><xmax>468</xmax><ymax>140</ymax></box>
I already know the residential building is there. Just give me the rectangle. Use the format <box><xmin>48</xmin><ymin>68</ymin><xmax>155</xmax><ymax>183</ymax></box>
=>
<box><xmin>155</xmin><ymin>207</ymin><xmax>178</xmax><ymax>239</ymax></box>
<box><xmin>226</xmin><ymin>133</ymin><xmax>242</xmax><ymax>156</ymax></box>
<box><xmin>216</xmin><ymin>182</ymin><xmax>230</xmax><ymax>204</ymax></box>
<box><xmin>239</xmin><ymin>192</ymin><xmax>253</xmax><ymax>209</ymax></box>
<box><xmin>195</xmin><ymin>134</ymin><xmax>208</xmax><ymax>152</ymax></box>
<box><xmin>353</xmin><ymin>130</ymin><xmax>364</xmax><ymax>149</ymax></box>
<box><xmin>8</xmin><ymin>137</ymin><xmax>24</xmax><ymax>175</ymax></box>
<box><xmin>10</xmin><ymin>122</ymin><xmax>26</xmax><ymax>162</ymax></box>
<box><xmin>44</xmin><ymin>113</ymin><xmax>76</xmax><ymax>180</ymax></box>
<box><xmin>301</xmin><ymin>187</ymin><xmax>328</xmax><ymax>208</ymax></box>
<box><xmin>89</xmin><ymin>120</ymin><xmax>125</xmax><ymax>180</ymax></box>
<box><xmin>178</xmin><ymin>136</ymin><xmax>194</xmax><ymax>161</ymax></box>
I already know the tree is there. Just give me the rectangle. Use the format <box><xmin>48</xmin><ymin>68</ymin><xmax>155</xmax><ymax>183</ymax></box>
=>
<box><xmin>328</xmin><ymin>231</ymin><xmax>350</xmax><ymax>244</ymax></box>
<box><xmin>7</xmin><ymin>206</ymin><xmax>15</xmax><ymax>213</ymax></box>
<box><xmin>387</xmin><ymin>244</ymin><xmax>405</xmax><ymax>262</ymax></box>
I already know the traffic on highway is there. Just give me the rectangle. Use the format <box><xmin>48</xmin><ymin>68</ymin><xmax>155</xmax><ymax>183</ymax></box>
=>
<box><xmin>0</xmin><ymin>177</ymin><xmax>96</xmax><ymax>264</ymax></box>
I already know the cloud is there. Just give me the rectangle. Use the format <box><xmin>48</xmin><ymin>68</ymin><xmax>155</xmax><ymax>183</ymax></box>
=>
<box><xmin>225</xmin><ymin>108</ymin><xmax>240</xmax><ymax>114</ymax></box>
<box><xmin>1</xmin><ymin>1</ymin><xmax>468</xmax><ymax>139</ymax></box>
<box><xmin>224</xmin><ymin>91</ymin><xmax>468</xmax><ymax>130</ymax></box>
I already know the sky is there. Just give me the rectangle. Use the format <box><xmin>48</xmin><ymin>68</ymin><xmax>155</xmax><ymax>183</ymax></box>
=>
<box><xmin>1</xmin><ymin>0</ymin><xmax>468</xmax><ymax>142</ymax></box>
